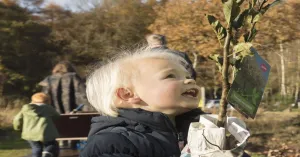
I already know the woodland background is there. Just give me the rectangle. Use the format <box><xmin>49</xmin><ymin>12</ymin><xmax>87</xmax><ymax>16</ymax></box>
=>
<box><xmin>1</xmin><ymin>0</ymin><xmax>300</xmax><ymax>109</ymax></box>
<box><xmin>0</xmin><ymin>0</ymin><xmax>299</xmax><ymax>107</ymax></box>
<box><xmin>1</xmin><ymin>0</ymin><xmax>300</xmax><ymax>156</ymax></box>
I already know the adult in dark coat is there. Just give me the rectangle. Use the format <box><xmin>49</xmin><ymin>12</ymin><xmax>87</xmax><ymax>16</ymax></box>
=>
<box><xmin>146</xmin><ymin>34</ymin><xmax>197</xmax><ymax>80</ymax></box>
<box><xmin>39</xmin><ymin>61</ymin><xmax>90</xmax><ymax>113</ymax></box>
<box><xmin>39</xmin><ymin>61</ymin><xmax>93</xmax><ymax>149</ymax></box>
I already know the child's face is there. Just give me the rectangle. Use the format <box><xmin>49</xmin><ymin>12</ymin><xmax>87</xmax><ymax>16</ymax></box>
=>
<box><xmin>134</xmin><ymin>58</ymin><xmax>200</xmax><ymax>115</ymax></box>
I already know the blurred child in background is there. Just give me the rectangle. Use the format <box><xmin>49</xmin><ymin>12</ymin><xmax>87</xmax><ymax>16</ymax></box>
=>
<box><xmin>13</xmin><ymin>93</ymin><xmax>60</xmax><ymax>157</ymax></box>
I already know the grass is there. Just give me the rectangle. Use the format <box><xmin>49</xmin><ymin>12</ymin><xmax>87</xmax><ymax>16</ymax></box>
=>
<box><xmin>0</xmin><ymin>149</ymin><xmax>31</xmax><ymax>157</ymax></box>
<box><xmin>0</xmin><ymin>108</ymin><xmax>31</xmax><ymax>157</ymax></box>
<box><xmin>0</xmin><ymin>128</ymin><xmax>31</xmax><ymax>157</ymax></box>
<box><xmin>251</xmin><ymin>154</ymin><xmax>266</xmax><ymax>157</ymax></box>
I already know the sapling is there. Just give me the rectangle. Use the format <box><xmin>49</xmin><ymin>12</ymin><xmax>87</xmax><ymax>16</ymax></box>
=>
<box><xmin>206</xmin><ymin>0</ymin><xmax>281</xmax><ymax>127</ymax></box>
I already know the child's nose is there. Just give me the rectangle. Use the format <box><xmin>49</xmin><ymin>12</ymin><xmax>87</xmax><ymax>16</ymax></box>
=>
<box><xmin>184</xmin><ymin>79</ymin><xmax>196</xmax><ymax>84</ymax></box>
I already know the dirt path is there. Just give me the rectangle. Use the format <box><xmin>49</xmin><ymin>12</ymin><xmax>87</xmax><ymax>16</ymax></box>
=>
<box><xmin>244</xmin><ymin>111</ymin><xmax>300</xmax><ymax>156</ymax></box>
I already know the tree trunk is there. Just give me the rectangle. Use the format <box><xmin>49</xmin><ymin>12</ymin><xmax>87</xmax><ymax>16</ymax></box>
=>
<box><xmin>0</xmin><ymin>74</ymin><xmax>3</xmax><ymax>97</ymax></box>
<box><xmin>192</xmin><ymin>52</ymin><xmax>198</xmax><ymax>69</ymax></box>
<box><xmin>217</xmin><ymin>26</ymin><xmax>232</xmax><ymax>127</ymax></box>
<box><xmin>294</xmin><ymin>43</ymin><xmax>300</xmax><ymax>108</ymax></box>
<box><xmin>0</xmin><ymin>59</ymin><xmax>3</xmax><ymax>97</ymax></box>
<box><xmin>294</xmin><ymin>83</ymin><xmax>299</xmax><ymax>108</ymax></box>
<box><xmin>280</xmin><ymin>43</ymin><xmax>287</xmax><ymax>97</ymax></box>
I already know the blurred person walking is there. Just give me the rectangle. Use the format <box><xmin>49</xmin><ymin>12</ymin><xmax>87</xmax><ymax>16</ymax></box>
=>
<box><xmin>13</xmin><ymin>93</ymin><xmax>60</xmax><ymax>157</ymax></box>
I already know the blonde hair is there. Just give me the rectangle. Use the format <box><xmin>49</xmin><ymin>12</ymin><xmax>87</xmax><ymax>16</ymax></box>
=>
<box><xmin>31</xmin><ymin>93</ymin><xmax>50</xmax><ymax>104</ymax></box>
<box><xmin>86</xmin><ymin>47</ymin><xmax>187</xmax><ymax>117</ymax></box>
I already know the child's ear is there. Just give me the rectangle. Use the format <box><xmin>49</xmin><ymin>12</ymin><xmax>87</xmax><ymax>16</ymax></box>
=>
<box><xmin>116</xmin><ymin>88</ymin><xmax>141</xmax><ymax>104</ymax></box>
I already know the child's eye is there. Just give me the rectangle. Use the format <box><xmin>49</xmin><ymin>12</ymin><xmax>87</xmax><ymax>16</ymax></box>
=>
<box><xmin>165</xmin><ymin>74</ymin><xmax>176</xmax><ymax>79</ymax></box>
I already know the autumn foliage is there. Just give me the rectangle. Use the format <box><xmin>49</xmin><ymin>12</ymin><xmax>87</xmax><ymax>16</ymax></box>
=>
<box><xmin>0</xmin><ymin>0</ymin><xmax>300</xmax><ymax>102</ymax></box>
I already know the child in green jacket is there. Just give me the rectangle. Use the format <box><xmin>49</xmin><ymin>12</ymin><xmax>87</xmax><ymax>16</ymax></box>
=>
<box><xmin>13</xmin><ymin>93</ymin><xmax>60</xmax><ymax>157</ymax></box>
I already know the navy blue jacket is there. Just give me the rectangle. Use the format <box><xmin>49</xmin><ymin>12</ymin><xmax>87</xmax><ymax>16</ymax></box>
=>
<box><xmin>80</xmin><ymin>108</ymin><xmax>204</xmax><ymax>157</ymax></box>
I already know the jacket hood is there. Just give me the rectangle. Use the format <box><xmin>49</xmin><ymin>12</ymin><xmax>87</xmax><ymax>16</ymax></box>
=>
<box><xmin>22</xmin><ymin>104</ymin><xmax>56</xmax><ymax>117</ymax></box>
<box><xmin>88</xmin><ymin>108</ymin><xmax>205</xmax><ymax>137</ymax></box>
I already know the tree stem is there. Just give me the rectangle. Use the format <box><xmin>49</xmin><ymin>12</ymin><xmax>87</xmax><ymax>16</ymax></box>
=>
<box><xmin>217</xmin><ymin>25</ymin><xmax>232</xmax><ymax>128</ymax></box>
<box><xmin>279</xmin><ymin>42</ymin><xmax>286</xmax><ymax>97</ymax></box>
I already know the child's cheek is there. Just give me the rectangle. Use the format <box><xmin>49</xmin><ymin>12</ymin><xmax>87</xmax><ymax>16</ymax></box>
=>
<box><xmin>157</xmin><ymin>82</ymin><xmax>180</xmax><ymax>102</ymax></box>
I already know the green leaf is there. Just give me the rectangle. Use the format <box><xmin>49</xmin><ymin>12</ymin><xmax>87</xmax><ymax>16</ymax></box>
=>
<box><xmin>233</xmin><ymin>56</ymin><xmax>242</xmax><ymax>70</ymax></box>
<box><xmin>250</xmin><ymin>28</ymin><xmax>257</xmax><ymax>41</ymax></box>
<box><xmin>248</xmin><ymin>0</ymin><xmax>252</xmax><ymax>9</ymax></box>
<box><xmin>229</xmin><ymin>57</ymin><xmax>238</xmax><ymax>66</ymax></box>
<box><xmin>243</xmin><ymin>32</ymin><xmax>250</xmax><ymax>42</ymax></box>
<box><xmin>209</xmin><ymin>54</ymin><xmax>223</xmax><ymax>72</ymax></box>
<box><xmin>252</xmin><ymin>13</ymin><xmax>262</xmax><ymax>23</ymax></box>
<box><xmin>223</xmin><ymin>0</ymin><xmax>241</xmax><ymax>24</ymax></box>
<box><xmin>221</xmin><ymin>0</ymin><xmax>228</xmax><ymax>3</ymax></box>
<box><xmin>209</xmin><ymin>54</ymin><xmax>222</xmax><ymax>63</ymax></box>
<box><xmin>232</xmin><ymin>9</ymin><xmax>248</xmax><ymax>29</ymax></box>
<box><xmin>236</xmin><ymin>0</ymin><xmax>245</xmax><ymax>6</ymax></box>
<box><xmin>251</xmin><ymin>0</ymin><xmax>257</xmax><ymax>8</ymax></box>
<box><xmin>207</xmin><ymin>15</ymin><xmax>227</xmax><ymax>41</ymax></box>
<box><xmin>233</xmin><ymin>42</ymin><xmax>254</xmax><ymax>57</ymax></box>
<box><xmin>243</xmin><ymin>27</ymin><xmax>257</xmax><ymax>42</ymax></box>
<box><xmin>261</xmin><ymin>0</ymin><xmax>281</xmax><ymax>15</ymax></box>
<box><xmin>246</xmin><ymin>9</ymin><xmax>259</xmax><ymax>24</ymax></box>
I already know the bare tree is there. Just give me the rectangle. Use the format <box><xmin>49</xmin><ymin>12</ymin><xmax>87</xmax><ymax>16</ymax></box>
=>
<box><xmin>278</xmin><ymin>42</ymin><xmax>287</xmax><ymax>97</ymax></box>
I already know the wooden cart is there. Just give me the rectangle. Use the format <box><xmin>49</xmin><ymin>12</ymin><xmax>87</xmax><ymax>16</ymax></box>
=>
<box><xmin>55</xmin><ymin>113</ymin><xmax>99</xmax><ymax>141</ymax></box>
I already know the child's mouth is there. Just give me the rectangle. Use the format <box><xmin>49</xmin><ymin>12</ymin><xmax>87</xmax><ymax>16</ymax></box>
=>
<box><xmin>182</xmin><ymin>88</ymin><xmax>199</xmax><ymax>98</ymax></box>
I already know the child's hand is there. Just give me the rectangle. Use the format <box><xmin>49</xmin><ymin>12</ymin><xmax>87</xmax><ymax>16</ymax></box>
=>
<box><xmin>180</xmin><ymin>145</ymin><xmax>191</xmax><ymax>157</ymax></box>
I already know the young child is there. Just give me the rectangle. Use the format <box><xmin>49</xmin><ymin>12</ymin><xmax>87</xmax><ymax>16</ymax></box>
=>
<box><xmin>13</xmin><ymin>93</ymin><xmax>60</xmax><ymax>157</ymax></box>
<box><xmin>80</xmin><ymin>47</ymin><xmax>204</xmax><ymax>157</ymax></box>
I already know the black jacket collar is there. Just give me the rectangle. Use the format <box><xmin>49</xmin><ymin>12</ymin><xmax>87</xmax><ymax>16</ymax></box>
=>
<box><xmin>89</xmin><ymin>108</ymin><xmax>205</xmax><ymax>138</ymax></box>
<box><xmin>89</xmin><ymin>108</ymin><xmax>177</xmax><ymax>136</ymax></box>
